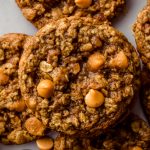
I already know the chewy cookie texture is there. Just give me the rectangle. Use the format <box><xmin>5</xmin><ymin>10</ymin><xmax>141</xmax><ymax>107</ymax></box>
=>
<box><xmin>0</xmin><ymin>34</ymin><xmax>46</xmax><ymax>144</ymax></box>
<box><xmin>0</xmin><ymin>34</ymin><xmax>27</xmax><ymax>111</ymax></box>
<box><xmin>133</xmin><ymin>5</ymin><xmax>150</xmax><ymax>71</ymax></box>
<box><xmin>0</xmin><ymin>110</ymin><xmax>38</xmax><ymax>144</ymax></box>
<box><xmin>16</xmin><ymin>0</ymin><xmax>125</xmax><ymax>29</ymax></box>
<box><xmin>133</xmin><ymin>2</ymin><xmax>150</xmax><ymax>127</ymax></box>
<box><xmin>141</xmin><ymin>69</ymin><xmax>150</xmax><ymax>124</ymax></box>
<box><xmin>35</xmin><ymin>114</ymin><xmax>150</xmax><ymax>150</ymax></box>
<box><xmin>19</xmin><ymin>17</ymin><xmax>140</xmax><ymax>137</ymax></box>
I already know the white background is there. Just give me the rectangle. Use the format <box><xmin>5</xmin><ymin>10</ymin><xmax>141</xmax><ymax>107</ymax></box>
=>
<box><xmin>0</xmin><ymin>0</ymin><xmax>147</xmax><ymax>149</ymax></box>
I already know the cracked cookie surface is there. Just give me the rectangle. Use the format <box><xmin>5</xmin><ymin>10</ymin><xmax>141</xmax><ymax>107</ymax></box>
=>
<box><xmin>16</xmin><ymin>0</ymin><xmax>125</xmax><ymax>29</ymax></box>
<box><xmin>19</xmin><ymin>17</ymin><xmax>140</xmax><ymax>137</ymax></box>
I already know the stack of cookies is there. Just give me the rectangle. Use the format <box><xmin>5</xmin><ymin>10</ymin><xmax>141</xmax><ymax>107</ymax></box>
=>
<box><xmin>0</xmin><ymin>0</ymin><xmax>150</xmax><ymax>149</ymax></box>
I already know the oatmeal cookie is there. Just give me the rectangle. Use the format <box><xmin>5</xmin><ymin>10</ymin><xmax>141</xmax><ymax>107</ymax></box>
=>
<box><xmin>54</xmin><ymin>134</ymin><xmax>91</xmax><ymax>150</ymax></box>
<box><xmin>19</xmin><ymin>17</ymin><xmax>140</xmax><ymax>137</ymax></box>
<box><xmin>53</xmin><ymin>114</ymin><xmax>150</xmax><ymax>150</ymax></box>
<box><xmin>16</xmin><ymin>0</ymin><xmax>125</xmax><ymax>29</ymax></box>
<box><xmin>0</xmin><ymin>34</ymin><xmax>46</xmax><ymax>144</ymax></box>
<box><xmin>0</xmin><ymin>109</ymin><xmax>46</xmax><ymax>144</ymax></box>
<box><xmin>0</xmin><ymin>33</ymin><xmax>27</xmax><ymax>110</ymax></box>
<box><xmin>92</xmin><ymin>114</ymin><xmax>150</xmax><ymax>150</ymax></box>
<box><xmin>133</xmin><ymin>5</ymin><xmax>150</xmax><ymax>71</ymax></box>
<box><xmin>141</xmin><ymin>68</ymin><xmax>150</xmax><ymax>124</ymax></box>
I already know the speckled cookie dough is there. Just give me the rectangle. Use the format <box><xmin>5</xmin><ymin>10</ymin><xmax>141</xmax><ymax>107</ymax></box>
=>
<box><xmin>19</xmin><ymin>17</ymin><xmax>140</xmax><ymax>137</ymax></box>
<box><xmin>142</xmin><ymin>86</ymin><xmax>150</xmax><ymax>124</ymax></box>
<box><xmin>16</xmin><ymin>0</ymin><xmax>125</xmax><ymax>29</ymax></box>
<box><xmin>0</xmin><ymin>109</ymin><xmax>46</xmax><ymax>144</ymax></box>
<box><xmin>0</xmin><ymin>34</ymin><xmax>46</xmax><ymax>144</ymax></box>
<box><xmin>0</xmin><ymin>33</ymin><xmax>27</xmax><ymax>111</ymax></box>
<box><xmin>133</xmin><ymin>5</ymin><xmax>150</xmax><ymax>71</ymax></box>
<box><xmin>141</xmin><ymin>69</ymin><xmax>150</xmax><ymax>124</ymax></box>
<box><xmin>92</xmin><ymin>114</ymin><xmax>150</xmax><ymax>150</ymax></box>
<box><xmin>53</xmin><ymin>114</ymin><xmax>150</xmax><ymax>150</ymax></box>
<box><xmin>54</xmin><ymin>134</ymin><xmax>91</xmax><ymax>150</ymax></box>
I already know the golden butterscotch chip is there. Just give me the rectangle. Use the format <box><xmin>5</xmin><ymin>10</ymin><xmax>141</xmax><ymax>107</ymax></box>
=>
<box><xmin>109</xmin><ymin>51</ymin><xmax>128</xmax><ymax>68</ymax></box>
<box><xmin>37</xmin><ymin>80</ymin><xmax>54</xmax><ymax>98</ymax></box>
<box><xmin>36</xmin><ymin>137</ymin><xmax>53</xmax><ymax>150</ymax></box>
<box><xmin>6</xmin><ymin>100</ymin><xmax>26</xmax><ymax>112</ymax></box>
<box><xmin>25</xmin><ymin>98</ymin><xmax>37</xmax><ymax>110</ymax></box>
<box><xmin>87</xmin><ymin>52</ymin><xmax>105</xmax><ymax>71</ymax></box>
<box><xmin>130</xmin><ymin>146</ymin><xmax>143</xmax><ymax>150</ymax></box>
<box><xmin>85</xmin><ymin>89</ymin><xmax>104</xmax><ymax>108</ymax></box>
<box><xmin>75</xmin><ymin>0</ymin><xmax>92</xmax><ymax>8</ymax></box>
<box><xmin>25</xmin><ymin>117</ymin><xmax>45</xmax><ymax>136</ymax></box>
<box><xmin>0</xmin><ymin>71</ymin><xmax>9</xmax><ymax>85</ymax></box>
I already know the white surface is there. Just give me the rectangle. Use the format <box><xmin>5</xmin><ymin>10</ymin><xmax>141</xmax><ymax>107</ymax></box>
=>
<box><xmin>0</xmin><ymin>0</ymin><xmax>147</xmax><ymax>149</ymax></box>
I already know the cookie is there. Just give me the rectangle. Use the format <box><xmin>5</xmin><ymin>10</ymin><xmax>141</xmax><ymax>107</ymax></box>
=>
<box><xmin>16</xmin><ymin>0</ymin><xmax>125</xmax><ymax>29</ymax></box>
<box><xmin>0</xmin><ymin>109</ymin><xmax>46</xmax><ymax>144</ymax></box>
<box><xmin>133</xmin><ymin>5</ymin><xmax>150</xmax><ymax>71</ymax></box>
<box><xmin>0</xmin><ymin>34</ymin><xmax>46</xmax><ymax>144</ymax></box>
<box><xmin>141</xmin><ymin>68</ymin><xmax>150</xmax><ymax>124</ymax></box>
<box><xmin>53</xmin><ymin>114</ymin><xmax>150</xmax><ymax>150</ymax></box>
<box><xmin>54</xmin><ymin>135</ymin><xmax>90</xmax><ymax>150</ymax></box>
<box><xmin>142</xmin><ymin>85</ymin><xmax>150</xmax><ymax>124</ymax></box>
<box><xmin>19</xmin><ymin>17</ymin><xmax>140</xmax><ymax>137</ymax></box>
<box><xmin>0</xmin><ymin>33</ymin><xmax>27</xmax><ymax>110</ymax></box>
<box><xmin>92</xmin><ymin>114</ymin><xmax>150</xmax><ymax>150</ymax></box>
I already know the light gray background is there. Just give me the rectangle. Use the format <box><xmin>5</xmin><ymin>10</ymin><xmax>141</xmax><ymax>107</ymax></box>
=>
<box><xmin>0</xmin><ymin>0</ymin><xmax>147</xmax><ymax>149</ymax></box>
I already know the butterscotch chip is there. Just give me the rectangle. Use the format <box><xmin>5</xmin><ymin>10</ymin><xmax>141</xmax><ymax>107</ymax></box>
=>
<box><xmin>6</xmin><ymin>100</ymin><xmax>26</xmax><ymax>112</ymax></box>
<box><xmin>54</xmin><ymin>115</ymin><xmax>150</xmax><ymax>149</ymax></box>
<box><xmin>75</xmin><ymin>0</ymin><xmax>92</xmax><ymax>8</ymax></box>
<box><xmin>109</xmin><ymin>51</ymin><xmax>128</xmax><ymax>68</ymax></box>
<box><xmin>16</xmin><ymin>0</ymin><xmax>126</xmax><ymax>29</ymax></box>
<box><xmin>37</xmin><ymin>80</ymin><xmax>54</xmax><ymax>98</ymax></box>
<box><xmin>0</xmin><ymin>71</ymin><xmax>9</xmax><ymax>85</ymax></box>
<box><xmin>85</xmin><ymin>89</ymin><xmax>104</xmax><ymax>108</ymax></box>
<box><xmin>36</xmin><ymin>137</ymin><xmax>53</xmax><ymax>150</ymax></box>
<box><xmin>25</xmin><ymin>98</ymin><xmax>37</xmax><ymax>110</ymax></box>
<box><xmin>130</xmin><ymin>146</ymin><xmax>143</xmax><ymax>150</ymax></box>
<box><xmin>87</xmin><ymin>52</ymin><xmax>105</xmax><ymax>71</ymax></box>
<box><xmin>25</xmin><ymin>117</ymin><xmax>45</xmax><ymax>136</ymax></box>
<box><xmin>19</xmin><ymin>17</ymin><xmax>140</xmax><ymax>137</ymax></box>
